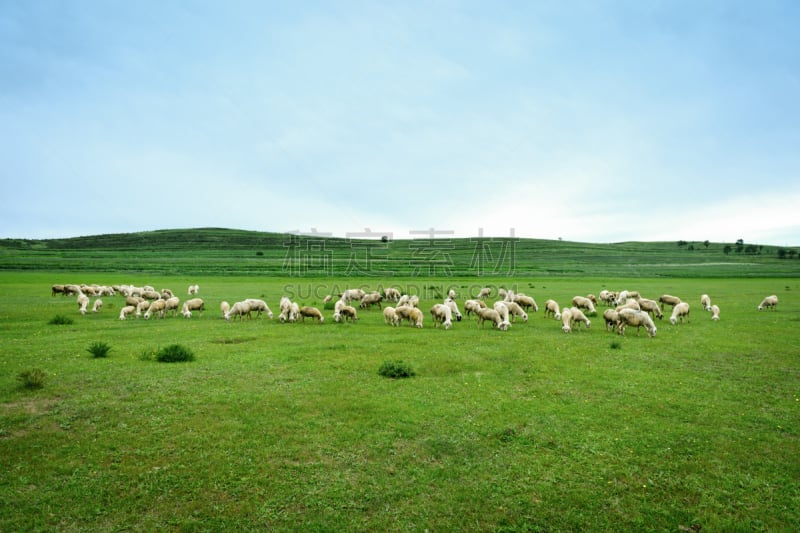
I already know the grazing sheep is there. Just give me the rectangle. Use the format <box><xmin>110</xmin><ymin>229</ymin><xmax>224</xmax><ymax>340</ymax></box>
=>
<box><xmin>544</xmin><ymin>299</ymin><xmax>561</xmax><ymax>320</ymax></box>
<box><xmin>51</xmin><ymin>284</ymin><xmax>65</xmax><ymax>296</ymax></box>
<box><xmin>188</xmin><ymin>284</ymin><xmax>200</xmax><ymax>295</ymax></box>
<box><xmin>670</xmin><ymin>302</ymin><xmax>691</xmax><ymax>325</ymax></box>
<box><xmin>617</xmin><ymin>308</ymin><xmax>657</xmax><ymax>337</ymax></box>
<box><xmin>119</xmin><ymin>305</ymin><xmax>136</xmax><ymax>320</ymax></box>
<box><xmin>560</xmin><ymin>307</ymin><xmax>574</xmax><ymax>333</ymax></box>
<box><xmin>163</xmin><ymin>296</ymin><xmax>181</xmax><ymax>317</ymax></box>
<box><xmin>299</xmin><ymin>306</ymin><xmax>324</xmax><ymax>323</ymax></box>
<box><xmin>407</xmin><ymin>307</ymin><xmax>424</xmax><ymax>328</ymax></box>
<box><xmin>136</xmin><ymin>300</ymin><xmax>151</xmax><ymax>318</ymax></box>
<box><xmin>637</xmin><ymin>298</ymin><xmax>663</xmax><ymax>320</ymax></box>
<box><xmin>615</xmin><ymin>300</ymin><xmax>640</xmax><ymax>312</ymax></box>
<box><xmin>64</xmin><ymin>284</ymin><xmax>81</xmax><ymax>297</ymax></box>
<box><xmin>407</xmin><ymin>295</ymin><xmax>420</xmax><ymax>308</ymax></box>
<box><xmin>504</xmin><ymin>301</ymin><xmax>528</xmax><ymax>322</ymax></box>
<box><xmin>77</xmin><ymin>293</ymin><xmax>90</xmax><ymax>315</ymax></box>
<box><xmin>141</xmin><ymin>290</ymin><xmax>160</xmax><ymax>301</ymax></box>
<box><xmin>659</xmin><ymin>294</ymin><xmax>682</xmax><ymax>311</ymax></box>
<box><xmin>464</xmin><ymin>299</ymin><xmax>486</xmax><ymax>319</ymax></box>
<box><xmin>289</xmin><ymin>302</ymin><xmax>300</xmax><ymax>322</ymax></box>
<box><xmin>710</xmin><ymin>304</ymin><xmax>720</xmax><ymax>321</ymax></box>
<box><xmin>279</xmin><ymin>296</ymin><xmax>293</xmax><ymax>322</ymax></box>
<box><xmin>360</xmin><ymin>291</ymin><xmax>383</xmax><ymax>309</ymax></box>
<box><xmin>161</xmin><ymin>288</ymin><xmax>175</xmax><ymax>300</ymax></box>
<box><xmin>586</xmin><ymin>294</ymin><xmax>598</xmax><ymax>305</ymax></box>
<box><xmin>220</xmin><ymin>300</ymin><xmax>230</xmax><ymax>318</ymax></box>
<box><xmin>598</xmin><ymin>290</ymin><xmax>616</xmax><ymax>306</ymax></box>
<box><xmin>322</xmin><ymin>295</ymin><xmax>333</xmax><ymax>304</ymax></box>
<box><xmin>758</xmin><ymin>295</ymin><xmax>778</xmax><ymax>311</ymax></box>
<box><xmin>383</xmin><ymin>306</ymin><xmax>400</xmax><ymax>326</ymax></box>
<box><xmin>571</xmin><ymin>296</ymin><xmax>596</xmax><ymax>314</ymax></box>
<box><xmin>144</xmin><ymin>299</ymin><xmax>167</xmax><ymax>319</ymax></box>
<box><xmin>91</xmin><ymin>299</ymin><xmax>103</xmax><ymax>313</ymax></box>
<box><xmin>383</xmin><ymin>287</ymin><xmax>401</xmax><ymax>302</ymax></box>
<box><xmin>477</xmin><ymin>287</ymin><xmax>492</xmax><ymax>300</ymax></box>
<box><xmin>244</xmin><ymin>299</ymin><xmax>273</xmax><ymax>319</ymax></box>
<box><xmin>514</xmin><ymin>294</ymin><xmax>538</xmax><ymax>312</ymax></box>
<box><xmin>339</xmin><ymin>305</ymin><xmax>359</xmax><ymax>323</ymax></box>
<box><xmin>181</xmin><ymin>298</ymin><xmax>205</xmax><ymax>318</ymax></box>
<box><xmin>126</xmin><ymin>295</ymin><xmax>143</xmax><ymax>307</ymax></box>
<box><xmin>396</xmin><ymin>294</ymin><xmax>411</xmax><ymax>308</ymax></box>
<box><xmin>342</xmin><ymin>288</ymin><xmax>366</xmax><ymax>304</ymax></box>
<box><xmin>430</xmin><ymin>303</ymin><xmax>453</xmax><ymax>329</ymax></box>
<box><xmin>444</xmin><ymin>297</ymin><xmax>463</xmax><ymax>321</ymax></box>
<box><xmin>700</xmin><ymin>294</ymin><xmax>712</xmax><ymax>311</ymax></box>
<box><xmin>570</xmin><ymin>307</ymin><xmax>591</xmax><ymax>330</ymax></box>
<box><xmin>476</xmin><ymin>307</ymin><xmax>503</xmax><ymax>329</ymax></box>
<box><xmin>225</xmin><ymin>301</ymin><xmax>252</xmax><ymax>321</ymax></box>
<box><xmin>603</xmin><ymin>309</ymin><xmax>620</xmax><ymax>331</ymax></box>
<box><xmin>493</xmin><ymin>302</ymin><xmax>511</xmax><ymax>331</ymax></box>
<box><xmin>448</xmin><ymin>289</ymin><xmax>457</xmax><ymax>300</ymax></box>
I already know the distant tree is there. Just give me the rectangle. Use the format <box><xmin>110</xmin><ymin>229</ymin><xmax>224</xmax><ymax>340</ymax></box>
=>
<box><xmin>777</xmin><ymin>248</ymin><xmax>787</xmax><ymax>259</ymax></box>
<box><xmin>723</xmin><ymin>245</ymin><xmax>732</xmax><ymax>255</ymax></box>
<box><xmin>745</xmin><ymin>244</ymin><xmax>758</xmax><ymax>255</ymax></box>
<box><xmin>736</xmin><ymin>239</ymin><xmax>744</xmax><ymax>246</ymax></box>
<box><xmin>703</xmin><ymin>240</ymin><xmax>710</xmax><ymax>248</ymax></box>
<box><xmin>735</xmin><ymin>239</ymin><xmax>744</xmax><ymax>253</ymax></box>
<box><xmin>677</xmin><ymin>240</ymin><xmax>687</xmax><ymax>247</ymax></box>
<box><xmin>688</xmin><ymin>244</ymin><xmax>695</xmax><ymax>251</ymax></box>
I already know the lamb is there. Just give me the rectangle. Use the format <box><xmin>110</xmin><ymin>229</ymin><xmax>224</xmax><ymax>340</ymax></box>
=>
<box><xmin>477</xmin><ymin>287</ymin><xmax>492</xmax><ymax>300</ymax></box>
<box><xmin>430</xmin><ymin>303</ymin><xmax>453</xmax><ymax>329</ymax></box>
<box><xmin>181</xmin><ymin>298</ymin><xmax>205</xmax><ymax>318</ymax></box>
<box><xmin>544</xmin><ymin>299</ymin><xmax>561</xmax><ymax>320</ymax></box>
<box><xmin>359</xmin><ymin>291</ymin><xmax>383</xmax><ymax>309</ymax></box>
<box><xmin>710</xmin><ymin>304</ymin><xmax>720</xmax><ymax>321</ymax></box>
<box><xmin>188</xmin><ymin>284</ymin><xmax>200</xmax><ymax>295</ymax></box>
<box><xmin>492</xmin><ymin>301</ymin><xmax>511</xmax><ymax>330</ymax></box>
<box><xmin>617</xmin><ymin>308</ymin><xmax>657</xmax><ymax>337</ymax></box>
<box><xmin>220</xmin><ymin>300</ymin><xmax>230</xmax><ymax>318</ymax></box>
<box><xmin>91</xmin><ymin>299</ymin><xmax>103</xmax><ymax>313</ymax></box>
<box><xmin>514</xmin><ymin>294</ymin><xmax>538</xmax><ymax>312</ymax></box>
<box><xmin>144</xmin><ymin>299</ymin><xmax>167</xmax><ymax>319</ymax></box>
<box><xmin>603</xmin><ymin>309</ymin><xmax>620</xmax><ymax>331</ymax></box>
<box><xmin>659</xmin><ymin>294</ymin><xmax>682</xmax><ymax>311</ymax></box>
<box><xmin>476</xmin><ymin>307</ymin><xmax>503</xmax><ymax>329</ymax></box>
<box><xmin>637</xmin><ymin>298</ymin><xmax>663</xmax><ymax>320</ymax></box>
<box><xmin>758</xmin><ymin>295</ymin><xmax>778</xmax><ymax>311</ymax></box>
<box><xmin>464</xmin><ymin>299</ymin><xmax>486</xmax><ymax>319</ymax></box>
<box><xmin>119</xmin><ymin>305</ymin><xmax>136</xmax><ymax>320</ymax></box>
<box><xmin>444</xmin><ymin>297</ymin><xmax>463</xmax><ymax>321</ymax></box>
<box><xmin>670</xmin><ymin>302</ymin><xmax>691</xmax><ymax>325</ymax></box>
<box><xmin>225</xmin><ymin>301</ymin><xmax>252</xmax><ymax>321</ymax></box>
<box><xmin>569</xmin><ymin>307</ymin><xmax>591</xmax><ymax>330</ymax></box>
<box><xmin>504</xmin><ymin>301</ymin><xmax>528</xmax><ymax>322</ymax></box>
<box><xmin>700</xmin><ymin>294</ymin><xmax>712</xmax><ymax>311</ymax></box>
<box><xmin>163</xmin><ymin>296</ymin><xmax>181</xmax><ymax>317</ymax></box>
<box><xmin>244</xmin><ymin>299</ymin><xmax>273</xmax><ymax>319</ymax></box>
<box><xmin>383</xmin><ymin>306</ymin><xmax>400</xmax><ymax>326</ymax></box>
<box><xmin>299</xmin><ymin>306</ymin><xmax>324</xmax><ymax>323</ymax></box>
<box><xmin>77</xmin><ymin>293</ymin><xmax>90</xmax><ymax>315</ymax></box>
<box><xmin>560</xmin><ymin>307</ymin><xmax>574</xmax><ymax>333</ymax></box>
<box><xmin>571</xmin><ymin>296</ymin><xmax>596</xmax><ymax>314</ymax></box>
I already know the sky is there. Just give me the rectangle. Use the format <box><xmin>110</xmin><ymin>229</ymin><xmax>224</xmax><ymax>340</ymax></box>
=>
<box><xmin>1</xmin><ymin>1</ymin><xmax>799</xmax><ymax>245</ymax></box>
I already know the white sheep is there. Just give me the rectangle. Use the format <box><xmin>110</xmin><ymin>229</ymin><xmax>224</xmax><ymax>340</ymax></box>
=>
<box><xmin>710</xmin><ymin>304</ymin><xmax>720</xmax><ymax>321</ymax></box>
<box><xmin>504</xmin><ymin>301</ymin><xmax>528</xmax><ymax>322</ymax></box>
<box><xmin>637</xmin><ymin>298</ymin><xmax>663</xmax><ymax>320</ymax></box>
<box><xmin>225</xmin><ymin>301</ymin><xmax>252</xmax><ymax>321</ymax></box>
<box><xmin>659</xmin><ymin>294</ymin><xmax>682</xmax><ymax>311</ymax></box>
<box><xmin>476</xmin><ymin>307</ymin><xmax>503</xmax><ymax>330</ymax></box>
<box><xmin>339</xmin><ymin>305</ymin><xmax>359</xmax><ymax>323</ymax></box>
<box><xmin>163</xmin><ymin>296</ymin><xmax>181</xmax><ymax>317</ymax></box>
<box><xmin>544</xmin><ymin>299</ymin><xmax>561</xmax><ymax>320</ymax></box>
<box><xmin>477</xmin><ymin>287</ymin><xmax>492</xmax><ymax>300</ymax></box>
<box><xmin>181</xmin><ymin>298</ymin><xmax>205</xmax><ymax>318</ymax></box>
<box><xmin>119</xmin><ymin>305</ymin><xmax>136</xmax><ymax>320</ymax></box>
<box><xmin>443</xmin><ymin>297</ymin><xmax>463</xmax><ymax>321</ymax></box>
<box><xmin>383</xmin><ymin>287</ymin><xmax>401</xmax><ymax>301</ymax></box>
<box><xmin>322</xmin><ymin>295</ymin><xmax>333</xmax><ymax>304</ymax></box>
<box><xmin>279</xmin><ymin>296</ymin><xmax>293</xmax><ymax>322</ymax></box>
<box><xmin>91</xmin><ymin>298</ymin><xmax>103</xmax><ymax>313</ymax></box>
<box><xmin>360</xmin><ymin>291</ymin><xmax>383</xmax><ymax>309</ymax></box>
<box><xmin>492</xmin><ymin>301</ymin><xmax>511</xmax><ymax>331</ymax></box>
<box><xmin>514</xmin><ymin>294</ymin><xmax>539</xmax><ymax>312</ymax></box>
<box><xmin>161</xmin><ymin>288</ymin><xmax>175</xmax><ymax>300</ymax></box>
<box><xmin>670</xmin><ymin>302</ymin><xmax>691</xmax><ymax>325</ymax></box>
<box><xmin>220</xmin><ymin>300</ymin><xmax>230</xmax><ymax>318</ymax></box>
<box><xmin>603</xmin><ymin>309</ymin><xmax>620</xmax><ymax>331</ymax></box>
<box><xmin>188</xmin><ymin>284</ymin><xmax>200</xmax><ymax>295</ymax></box>
<box><xmin>383</xmin><ymin>306</ymin><xmax>400</xmax><ymax>326</ymax></box>
<box><xmin>395</xmin><ymin>305</ymin><xmax>421</xmax><ymax>327</ymax></box>
<box><xmin>77</xmin><ymin>293</ymin><xmax>90</xmax><ymax>315</ymax></box>
<box><xmin>136</xmin><ymin>300</ymin><xmax>151</xmax><ymax>318</ymax></box>
<box><xmin>758</xmin><ymin>295</ymin><xmax>778</xmax><ymax>311</ymax></box>
<box><xmin>571</xmin><ymin>296</ymin><xmax>596</xmax><ymax>314</ymax></box>
<box><xmin>598</xmin><ymin>290</ymin><xmax>617</xmax><ymax>306</ymax></box>
<box><xmin>616</xmin><ymin>300</ymin><xmax>641</xmax><ymax>312</ymax></box>
<box><xmin>341</xmin><ymin>288</ymin><xmax>366</xmax><ymax>304</ymax></box>
<box><xmin>464</xmin><ymin>299</ymin><xmax>485</xmax><ymax>319</ymax></box>
<box><xmin>299</xmin><ymin>306</ymin><xmax>324</xmax><ymax>323</ymax></box>
<box><xmin>700</xmin><ymin>294</ymin><xmax>712</xmax><ymax>311</ymax></box>
<box><xmin>430</xmin><ymin>303</ymin><xmax>453</xmax><ymax>329</ymax></box>
<box><xmin>244</xmin><ymin>298</ymin><xmax>273</xmax><ymax>319</ymax></box>
<box><xmin>570</xmin><ymin>307</ymin><xmax>591</xmax><ymax>331</ymax></box>
<box><xmin>617</xmin><ymin>308</ymin><xmax>657</xmax><ymax>337</ymax></box>
<box><xmin>560</xmin><ymin>307</ymin><xmax>574</xmax><ymax>333</ymax></box>
<box><xmin>144</xmin><ymin>299</ymin><xmax>167</xmax><ymax>320</ymax></box>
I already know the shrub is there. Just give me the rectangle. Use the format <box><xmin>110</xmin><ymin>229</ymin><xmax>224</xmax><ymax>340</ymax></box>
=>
<box><xmin>378</xmin><ymin>360</ymin><xmax>415</xmax><ymax>379</ymax></box>
<box><xmin>156</xmin><ymin>344</ymin><xmax>195</xmax><ymax>363</ymax></box>
<box><xmin>17</xmin><ymin>368</ymin><xmax>46</xmax><ymax>389</ymax></box>
<box><xmin>49</xmin><ymin>315</ymin><xmax>74</xmax><ymax>325</ymax></box>
<box><xmin>610</xmin><ymin>340</ymin><xmax>622</xmax><ymax>350</ymax></box>
<box><xmin>87</xmin><ymin>341</ymin><xmax>112</xmax><ymax>358</ymax></box>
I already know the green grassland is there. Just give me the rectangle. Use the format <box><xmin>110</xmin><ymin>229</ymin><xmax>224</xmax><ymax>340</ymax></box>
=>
<box><xmin>1</xmin><ymin>230</ymin><xmax>799</xmax><ymax>531</ymax></box>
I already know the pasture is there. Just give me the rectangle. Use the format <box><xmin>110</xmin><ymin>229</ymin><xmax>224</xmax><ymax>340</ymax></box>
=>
<box><xmin>1</xmin><ymin>271</ymin><xmax>798</xmax><ymax>531</ymax></box>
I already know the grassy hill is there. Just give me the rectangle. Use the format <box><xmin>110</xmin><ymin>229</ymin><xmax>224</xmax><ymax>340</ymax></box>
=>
<box><xmin>1</xmin><ymin>227</ymin><xmax>798</xmax><ymax>277</ymax></box>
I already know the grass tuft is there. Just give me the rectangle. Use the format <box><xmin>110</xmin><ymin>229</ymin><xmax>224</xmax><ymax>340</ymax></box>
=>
<box><xmin>48</xmin><ymin>314</ymin><xmax>74</xmax><ymax>325</ymax></box>
<box><xmin>156</xmin><ymin>344</ymin><xmax>195</xmax><ymax>363</ymax></box>
<box><xmin>378</xmin><ymin>359</ymin><xmax>415</xmax><ymax>379</ymax></box>
<box><xmin>87</xmin><ymin>341</ymin><xmax>112</xmax><ymax>358</ymax></box>
<box><xmin>17</xmin><ymin>368</ymin><xmax>46</xmax><ymax>389</ymax></box>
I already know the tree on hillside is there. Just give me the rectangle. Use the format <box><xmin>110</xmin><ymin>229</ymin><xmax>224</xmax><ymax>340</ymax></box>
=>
<box><xmin>735</xmin><ymin>239</ymin><xmax>744</xmax><ymax>253</ymax></box>
<box><xmin>703</xmin><ymin>240</ymin><xmax>710</xmax><ymax>248</ymax></box>
<box><xmin>723</xmin><ymin>245</ymin><xmax>732</xmax><ymax>255</ymax></box>
<box><xmin>677</xmin><ymin>240</ymin><xmax>687</xmax><ymax>247</ymax></box>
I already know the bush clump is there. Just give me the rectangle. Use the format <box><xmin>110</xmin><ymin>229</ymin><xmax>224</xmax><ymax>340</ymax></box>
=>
<box><xmin>610</xmin><ymin>340</ymin><xmax>622</xmax><ymax>350</ymax></box>
<box><xmin>49</xmin><ymin>315</ymin><xmax>74</xmax><ymax>325</ymax></box>
<box><xmin>17</xmin><ymin>368</ymin><xmax>47</xmax><ymax>389</ymax></box>
<box><xmin>156</xmin><ymin>344</ymin><xmax>195</xmax><ymax>363</ymax></box>
<box><xmin>378</xmin><ymin>360</ymin><xmax>415</xmax><ymax>379</ymax></box>
<box><xmin>87</xmin><ymin>341</ymin><xmax>112</xmax><ymax>358</ymax></box>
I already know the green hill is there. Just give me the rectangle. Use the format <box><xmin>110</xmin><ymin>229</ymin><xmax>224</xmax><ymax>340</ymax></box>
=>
<box><xmin>1</xmin><ymin>227</ymin><xmax>798</xmax><ymax>277</ymax></box>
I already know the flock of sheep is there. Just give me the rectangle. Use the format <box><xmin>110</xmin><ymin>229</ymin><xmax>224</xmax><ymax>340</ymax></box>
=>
<box><xmin>50</xmin><ymin>282</ymin><xmax>780</xmax><ymax>339</ymax></box>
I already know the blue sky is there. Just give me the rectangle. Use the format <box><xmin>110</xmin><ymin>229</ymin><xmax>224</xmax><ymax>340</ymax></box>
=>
<box><xmin>2</xmin><ymin>1</ymin><xmax>799</xmax><ymax>245</ymax></box>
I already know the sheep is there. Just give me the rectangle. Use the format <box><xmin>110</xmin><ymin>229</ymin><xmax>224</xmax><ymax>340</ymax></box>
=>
<box><xmin>64</xmin><ymin>284</ymin><xmax>81</xmax><ymax>296</ymax></box>
<box><xmin>181</xmin><ymin>298</ymin><xmax>205</xmax><ymax>318</ymax></box>
<box><xmin>126</xmin><ymin>295</ymin><xmax>143</xmax><ymax>307</ymax></box>
<box><xmin>710</xmin><ymin>304</ymin><xmax>720</xmax><ymax>321</ymax></box>
<box><xmin>571</xmin><ymin>296</ymin><xmax>596</xmax><ymax>314</ymax></box>
<box><xmin>289</xmin><ymin>302</ymin><xmax>300</xmax><ymax>322</ymax></box>
<box><xmin>586</xmin><ymin>294</ymin><xmax>598</xmax><ymax>305</ymax></box>
<box><xmin>396</xmin><ymin>294</ymin><xmax>411</xmax><ymax>308</ymax></box>
<box><xmin>544</xmin><ymin>299</ymin><xmax>561</xmax><ymax>320</ymax></box>
<box><xmin>77</xmin><ymin>293</ymin><xmax>90</xmax><ymax>315</ymax></box>
<box><xmin>447</xmin><ymin>289</ymin><xmax>457</xmax><ymax>300</ymax></box>
<box><xmin>136</xmin><ymin>300</ymin><xmax>151</xmax><ymax>318</ymax></box>
<box><xmin>383</xmin><ymin>306</ymin><xmax>400</xmax><ymax>326</ymax></box>
<box><xmin>514</xmin><ymin>294</ymin><xmax>538</xmax><ymax>312</ymax></box>
<box><xmin>299</xmin><ymin>306</ymin><xmax>324</xmax><ymax>323</ymax></box>
<box><xmin>598</xmin><ymin>290</ymin><xmax>616</xmax><ymax>306</ymax></box>
<box><xmin>188</xmin><ymin>284</ymin><xmax>200</xmax><ymax>295</ymax></box>
<box><xmin>161</xmin><ymin>288</ymin><xmax>175</xmax><ymax>300</ymax></box>
<box><xmin>220</xmin><ymin>300</ymin><xmax>230</xmax><ymax>317</ymax></box>
<box><xmin>603</xmin><ymin>309</ymin><xmax>620</xmax><ymax>331</ymax></box>
<box><xmin>279</xmin><ymin>296</ymin><xmax>293</xmax><ymax>322</ymax></box>
<box><xmin>464</xmin><ymin>299</ymin><xmax>486</xmax><ymax>319</ymax></box>
<box><xmin>659</xmin><ymin>294</ymin><xmax>682</xmax><ymax>311</ymax></box>
<box><xmin>476</xmin><ymin>307</ymin><xmax>503</xmax><ymax>329</ymax></box>
<box><xmin>339</xmin><ymin>305</ymin><xmax>359</xmax><ymax>323</ymax></box>
<box><xmin>758</xmin><ymin>295</ymin><xmax>778</xmax><ymax>311</ymax></box>
<box><xmin>407</xmin><ymin>295</ymin><xmax>420</xmax><ymax>308</ymax></box>
<box><xmin>617</xmin><ymin>308</ymin><xmax>657</xmax><ymax>337</ymax></box>
<box><xmin>91</xmin><ymin>299</ymin><xmax>103</xmax><ymax>313</ymax></box>
<box><xmin>51</xmin><ymin>284</ymin><xmax>65</xmax><ymax>296</ymax></box>
<box><xmin>141</xmin><ymin>290</ymin><xmax>160</xmax><ymax>301</ymax></box>
<box><xmin>637</xmin><ymin>298</ymin><xmax>663</xmax><ymax>320</ymax></box>
<box><xmin>244</xmin><ymin>298</ymin><xmax>273</xmax><ymax>319</ymax></box>
<box><xmin>225</xmin><ymin>301</ymin><xmax>252</xmax><ymax>321</ymax></box>
<box><xmin>144</xmin><ymin>299</ymin><xmax>167</xmax><ymax>319</ymax></box>
<box><xmin>395</xmin><ymin>305</ymin><xmax>422</xmax><ymax>327</ymax></box>
<box><xmin>504</xmin><ymin>301</ymin><xmax>528</xmax><ymax>322</ymax></box>
<box><xmin>570</xmin><ymin>307</ymin><xmax>591</xmax><ymax>331</ymax></box>
<box><xmin>492</xmin><ymin>301</ymin><xmax>511</xmax><ymax>331</ymax></box>
<box><xmin>560</xmin><ymin>307</ymin><xmax>574</xmax><ymax>333</ymax></box>
<box><xmin>670</xmin><ymin>302</ymin><xmax>691</xmax><ymax>325</ymax></box>
<box><xmin>444</xmin><ymin>297</ymin><xmax>463</xmax><ymax>321</ymax></box>
<box><xmin>383</xmin><ymin>287</ymin><xmax>401</xmax><ymax>302</ymax></box>
<box><xmin>360</xmin><ymin>291</ymin><xmax>383</xmax><ymax>309</ymax></box>
<box><xmin>616</xmin><ymin>300</ymin><xmax>640</xmax><ymax>312</ymax></box>
<box><xmin>477</xmin><ymin>287</ymin><xmax>492</xmax><ymax>300</ymax></box>
<box><xmin>119</xmin><ymin>305</ymin><xmax>136</xmax><ymax>320</ymax></box>
<box><xmin>341</xmin><ymin>288</ymin><xmax>366</xmax><ymax>304</ymax></box>
<box><xmin>700</xmin><ymin>294</ymin><xmax>712</xmax><ymax>311</ymax></box>
<box><xmin>430</xmin><ymin>303</ymin><xmax>453</xmax><ymax>329</ymax></box>
<box><xmin>322</xmin><ymin>295</ymin><xmax>333</xmax><ymax>304</ymax></box>
<box><xmin>163</xmin><ymin>296</ymin><xmax>181</xmax><ymax>317</ymax></box>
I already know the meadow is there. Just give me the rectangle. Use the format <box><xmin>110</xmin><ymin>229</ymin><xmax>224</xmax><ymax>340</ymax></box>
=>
<box><xmin>1</xmin><ymin>230</ymin><xmax>799</xmax><ymax>531</ymax></box>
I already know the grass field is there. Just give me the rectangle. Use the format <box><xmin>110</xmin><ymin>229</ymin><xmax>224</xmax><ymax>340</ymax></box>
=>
<box><xmin>1</xmin><ymin>230</ymin><xmax>799</xmax><ymax>531</ymax></box>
